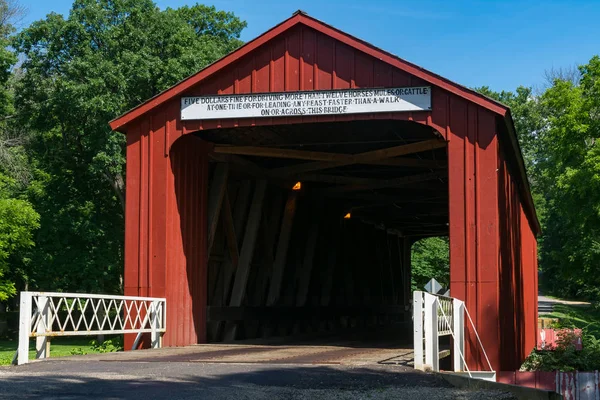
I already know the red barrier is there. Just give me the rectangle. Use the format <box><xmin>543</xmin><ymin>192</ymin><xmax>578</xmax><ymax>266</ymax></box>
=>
<box><xmin>537</xmin><ymin>328</ymin><xmax>582</xmax><ymax>350</ymax></box>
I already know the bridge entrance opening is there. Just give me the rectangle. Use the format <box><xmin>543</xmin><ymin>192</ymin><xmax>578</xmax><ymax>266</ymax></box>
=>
<box><xmin>192</xmin><ymin>119</ymin><xmax>448</xmax><ymax>346</ymax></box>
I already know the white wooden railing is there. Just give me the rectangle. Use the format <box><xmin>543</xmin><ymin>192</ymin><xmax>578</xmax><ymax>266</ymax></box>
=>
<box><xmin>413</xmin><ymin>291</ymin><xmax>495</xmax><ymax>381</ymax></box>
<box><xmin>16</xmin><ymin>291</ymin><xmax>166</xmax><ymax>365</ymax></box>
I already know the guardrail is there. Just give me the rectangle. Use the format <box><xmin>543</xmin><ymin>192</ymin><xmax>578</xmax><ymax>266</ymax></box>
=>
<box><xmin>16</xmin><ymin>291</ymin><xmax>166</xmax><ymax>365</ymax></box>
<box><xmin>413</xmin><ymin>291</ymin><xmax>495</xmax><ymax>381</ymax></box>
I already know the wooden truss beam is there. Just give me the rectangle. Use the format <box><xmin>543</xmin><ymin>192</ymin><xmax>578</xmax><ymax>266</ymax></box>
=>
<box><xmin>214</xmin><ymin>139</ymin><xmax>446</xmax><ymax>176</ymax></box>
<box><xmin>213</xmin><ymin>143</ymin><xmax>446</xmax><ymax>169</ymax></box>
<box><xmin>266</xmin><ymin>192</ymin><xmax>298</xmax><ymax>306</ymax></box>
<box><xmin>223</xmin><ymin>180</ymin><xmax>267</xmax><ymax>341</ymax></box>
<box><xmin>275</xmin><ymin>139</ymin><xmax>446</xmax><ymax>175</ymax></box>
<box><xmin>325</xmin><ymin>171</ymin><xmax>442</xmax><ymax>193</ymax></box>
<box><xmin>207</xmin><ymin>163</ymin><xmax>229</xmax><ymax>256</ymax></box>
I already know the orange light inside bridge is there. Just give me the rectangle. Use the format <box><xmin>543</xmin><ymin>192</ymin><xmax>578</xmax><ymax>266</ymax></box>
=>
<box><xmin>292</xmin><ymin>181</ymin><xmax>302</xmax><ymax>191</ymax></box>
<box><xmin>343</xmin><ymin>212</ymin><xmax>351</xmax><ymax>219</ymax></box>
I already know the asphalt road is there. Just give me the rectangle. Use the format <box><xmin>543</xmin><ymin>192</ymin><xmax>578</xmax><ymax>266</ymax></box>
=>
<box><xmin>0</xmin><ymin>359</ymin><xmax>516</xmax><ymax>400</ymax></box>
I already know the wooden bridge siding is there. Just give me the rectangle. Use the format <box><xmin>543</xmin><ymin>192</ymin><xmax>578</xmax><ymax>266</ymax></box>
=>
<box><xmin>124</xmin><ymin>120</ymin><xmax>211</xmax><ymax>349</ymax></box>
<box><xmin>497</xmin><ymin>138</ymin><xmax>539</xmax><ymax>370</ymax></box>
<box><xmin>447</xmin><ymin>97</ymin><xmax>503</xmax><ymax>371</ymax></box>
<box><xmin>120</xmin><ymin>21</ymin><xmax>537</xmax><ymax>372</ymax></box>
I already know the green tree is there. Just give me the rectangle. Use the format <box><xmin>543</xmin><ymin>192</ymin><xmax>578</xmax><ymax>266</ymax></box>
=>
<box><xmin>536</xmin><ymin>56</ymin><xmax>600</xmax><ymax>300</ymax></box>
<box><xmin>0</xmin><ymin>0</ymin><xmax>39</xmax><ymax>301</ymax></box>
<box><xmin>13</xmin><ymin>0</ymin><xmax>246</xmax><ymax>293</ymax></box>
<box><xmin>411</xmin><ymin>237</ymin><xmax>449</xmax><ymax>291</ymax></box>
<box><xmin>0</xmin><ymin>175</ymin><xmax>39</xmax><ymax>300</ymax></box>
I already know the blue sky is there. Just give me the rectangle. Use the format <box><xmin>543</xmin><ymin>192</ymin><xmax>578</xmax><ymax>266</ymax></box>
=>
<box><xmin>18</xmin><ymin>0</ymin><xmax>600</xmax><ymax>92</ymax></box>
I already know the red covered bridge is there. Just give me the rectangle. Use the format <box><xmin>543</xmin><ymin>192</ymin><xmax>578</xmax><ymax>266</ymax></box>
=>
<box><xmin>110</xmin><ymin>11</ymin><xmax>539</xmax><ymax>371</ymax></box>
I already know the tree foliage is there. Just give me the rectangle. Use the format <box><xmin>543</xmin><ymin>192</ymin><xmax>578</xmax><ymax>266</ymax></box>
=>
<box><xmin>411</xmin><ymin>237</ymin><xmax>449</xmax><ymax>292</ymax></box>
<box><xmin>7</xmin><ymin>0</ymin><xmax>245</xmax><ymax>295</ymax></box>
<box><xmin>536</xmin><ymin>57</ymin><xmax>600</xmax><ymax>300</ymax></box>
<box><xmin>0</xmin><ymin>0</ymin><xmax>39</xmax><ymax>301</ymax></box>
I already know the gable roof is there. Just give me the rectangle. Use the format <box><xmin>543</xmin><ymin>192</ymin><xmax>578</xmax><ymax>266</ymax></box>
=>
<box><xmin>109</xmin><ymin>10</ymin><xmax>539</xmax><ymax>234</ymax></box>
<box><xmin>109</xmin><ymin>11</ymin><xmax>510</xmax><ymax>131</ymax></box>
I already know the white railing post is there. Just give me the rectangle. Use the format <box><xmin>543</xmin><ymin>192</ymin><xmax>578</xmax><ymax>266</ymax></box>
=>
<box><xmin>150</xmin><ymin>300</ymin><xmax>159</xmax><ymax>349</ymax></box>
<box><xmin>413</xmin><ymin>291</ymin><xmax>424</xmax><ymax>370</ymax></box>
<box><xmin>424</xmin><ymin>293</ymin><xmax>439</xmax><ymax>371</ymax></box>
<box><xmin>35</xmin><ymin>295</ymin><xmax>50</xmax><ymax>360</ymax></box>
<box><xmin>453</xmin><ymin>298</ymin><xmax>465</xmax><ymax>372</ymax></box>
<box><xmin>18</xmin><ymin>292</ymin><xmax>32</xmax><ymax>365</ymax></box>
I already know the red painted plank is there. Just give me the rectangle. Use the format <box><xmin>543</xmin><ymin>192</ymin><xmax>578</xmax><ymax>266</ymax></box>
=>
<box><xmin>536</xmin><ymin>371</ymin><xmax>556</xmax><ymax>391</ymax></box>
<box><xmin>497</xmin><ymin>371</ymin><xmax>516</xmax><ymax>385</ymax></box>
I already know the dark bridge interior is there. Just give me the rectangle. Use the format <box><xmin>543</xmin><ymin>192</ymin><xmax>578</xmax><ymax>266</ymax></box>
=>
<box><xmin>197</xmin><ymin>119</ymin><xmax>448</xmax><ymax>342</ymax></box>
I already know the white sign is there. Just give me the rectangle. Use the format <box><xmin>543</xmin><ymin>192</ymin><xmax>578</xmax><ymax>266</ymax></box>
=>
<box><xmin>181</xmin><ymin>86</ymin><xmax>431</xmax><ymax>121</ymax></box>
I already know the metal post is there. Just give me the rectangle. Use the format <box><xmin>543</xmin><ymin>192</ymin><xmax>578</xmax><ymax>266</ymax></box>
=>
<box><xmin>35</xmin><ymin>295</ymin><xmax>49</xmax><ymax>360</ymax></box>
<box><xmin>18</xmin><ymin>292</ymin><xmax>32</xmax><ymax>365</ymax></box>
<box><xmin>413</xmin><ymin>291</ymin><xmax>424</xmax><ymax>370</ymax></box>
<box><xmin>150</xmin><ymin>300</ymin><xmax>159</xmax><ymax>349</ymax></box>
<box><xmin>453</xmin><ymin>298</ymin><xmax>465</xmax><ymax>372</ymax></box>
<box><xmin>424</xmin><ymin>293</ymin><xmax>439</xmax><ymax>371</ymax></box>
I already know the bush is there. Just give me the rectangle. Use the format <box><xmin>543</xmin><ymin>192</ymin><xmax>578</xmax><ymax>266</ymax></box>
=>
<box><xmin>522</xmin><ymin>331</ymin><xmax>600</xmax><ymax>371</ymax></box>
<box><xmin>91</xmin><ymin>336</ymin><xmax>123</xmax><ymax>353</ymax></box>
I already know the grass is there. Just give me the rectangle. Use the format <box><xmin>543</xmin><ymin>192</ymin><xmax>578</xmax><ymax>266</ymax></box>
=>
<box><xmin>545</xmin><ymin>303</ymin><xmax>600</xmax><ymax>337</ymax></box>
<box><xmin>0</xmin><ymin>336</ymin><xmax>122</xmax><ymax>366</ymax></box>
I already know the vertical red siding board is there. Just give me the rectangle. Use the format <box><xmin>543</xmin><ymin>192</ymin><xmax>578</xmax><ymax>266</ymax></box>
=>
<box><xmin>353</xmin><ymin>51</ymin><xmax>373</xmax><ymax>120</ymax></box>
<box><xmin>411</xmin><ymin>76</ymin><xmax>429</xmax><ymax>87</ymax></box>
<box><xmin>237</xmin><ymin>56</ymin><xmax>253</xmax><ymax>94</ymax></box>
<box><xmin>475</xmin><ymin>108</ymin><xmax>500</xmax><ymax>369</ymax></box>
<box><xmin>465</xmin><ymin>104</ymin><xmax>477</xmax><ymax>289</ymax></box>
<box><xmin>191</xmin><ymin>141</ymin><xmax>202</xmax><ymax>344</ymax></box>
<box><xmin>374</xmin><ymin>61</ymin><xmax>393</xmax><ymax>119</ymax></box>
<box><xmin>411</xmin><ymin>111</ymin><xmax>428</xmax><ymax>125</ymax></box>
<box><xmin>448</xmin><ymin>96</ymin><xmax>479</xmax><ymax>366</ymax></box>
<box><xmin>301</xmin><ymin>26</ymin><xmax>315</xmax><ymax>91</ymax></box>
<box><xmin>334</xmin><ymin>42</ymin><xmax>352</xmax><ymax>89</ymax></box>
<box><xmin>123</xmin><ymin>123</ymin><xmax>141</xmax><ymax>349</ymax></box>
<box><xmin>286</xmin><ymin>27</ymin><xmax>301</xmax><ymax>126</ymax></box>
<box><xmin>497</xmin><ymin>371</ymin><xmax>516</xmax><ymax>385</ymax></box>
<box><xmin>183</xmin><ymin>143</ymin><xmax>192</xmax><ymax>345</ymax></box>
<box><xmin>217</xmin><ymin>68</ymin><xmax>236</xmax><ymax>129</ymax></box>
<box><xmin>199</xmin><ymin>143</ymin><xmax>209</xmax><ymax>343</ymax></box>
<box><xmin>170</xmin><ymin>144</ymin><xmax>180</xmax><ymax>346</ymax></box>
<box><xmin>163</xmin><ymin>136</ymin><xmax>173</xmax><ymax>346</ymax></box>
<box><xmin>317</xmin><ymin>34</ymin><xmax>333</xmax><ymax>90</ymax></box>
<box><xmin>188</xmin><ymin>143</ymin><xmax>197</xmax><ymax>345</ymax></box>
<box><xmin>392</xmin><ymin>70</ymin><xmax>411</xmax><ymax>87</ymax></box>
<box><xmin>536</xmin><ymin>371</ymin><xmax>556</xmax><ymax>391</ymax></box>
<box><xmin>218</xmin><ymin>67</ymin><xmax>235</xmax><ymax>95</ymax></box>
<box><xmin>316</xmin><ymin>33</ymin><xmax>336</xmax><ymax>122</ymax></box>
<box><xmin>448</xmin><ymin>96</ymin><xmax>467</xmax><ymax>282</ymax></box>
<box><xmin>534</xmin><ymin>235</ymin><xmax>539</xmax><ymax>352</ymax></box>
<box><xmin>272</xmin><ymin>38</ymin><xmax>286</xmax><ymax>92</ymax></box>
<box><xmin>147</xmin><ymin>115</ymin><xmax>154</xmax><ymax>296</ymax></box>
<box><xmin>175</xmin><ymin>145</ymin><xmax>185</xmax><ymax>346</ymax></box>
<box><xmin>125</xmin><ymin>124</ymin><xmax>141</xmax><ymax>294</ymax></box>
<box><xmin>287</xmin><ymin>28</ymin><xmax>301</xmax><ymax>92</ymax></box>
<box><xmin>150</xmin><ymin>112</ymin><xmax>166</xmax><ymax>298</ymax></box>
<box><xmin>519</xmin><ymin>204</ymin><xmax>529</xmax><ymax>358</ymax></box>
<box><xmin>255</xmin><ymin>47</ymin><xmax>270</xmax><ymax>92</ymax></box>
<box><xmin>476</xmin><ymin>109</ymin><xmax>499</xmax><ymax>283</ymax></box>
<box><xmin>430</xmin><ymin>89</ymin><xmax>448</xmax><ymax>138</ymax></box>
<box><xmin>516</xmin><ymin>371</ymin><xmax>536</xmax><ymax>388</ymax></box>
<box><xmin>301</xmin><ymin>26</ymin><xmax>316</xmax><ymax>124</ymax></box>
<box><xmin>139</xmin><ymin>119</ymin><xmax>150</xmax><ymax>297</ymax></box>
